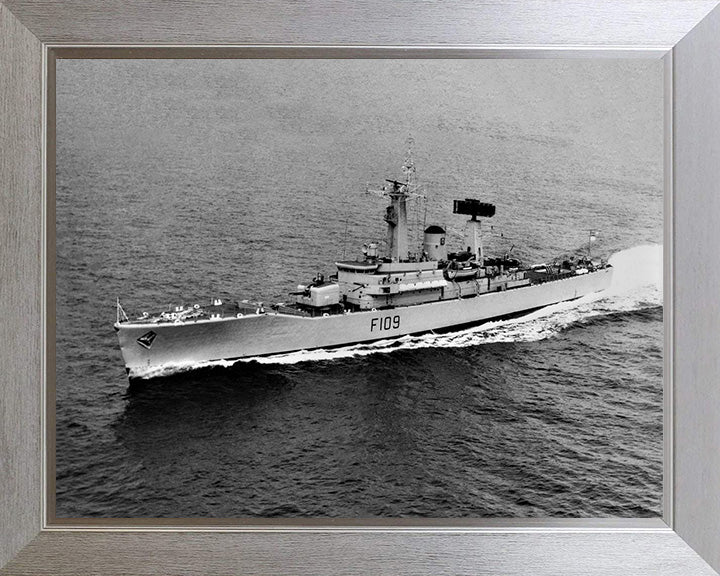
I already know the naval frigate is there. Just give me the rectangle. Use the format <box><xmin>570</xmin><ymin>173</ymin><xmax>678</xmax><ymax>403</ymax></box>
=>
<box><xmin>115</xmin><ymin>154</ymin><xmax>613</xmax><ymax>379</ymax></box>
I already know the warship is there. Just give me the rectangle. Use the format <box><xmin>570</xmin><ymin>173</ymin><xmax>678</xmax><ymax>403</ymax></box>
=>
<box><xmin>115</xmin><ymin>155</ymin><xmax>613</xmax><ymax>379</ymax></box>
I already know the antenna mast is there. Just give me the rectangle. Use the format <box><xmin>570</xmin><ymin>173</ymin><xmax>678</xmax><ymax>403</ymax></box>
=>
<box><xmin>367</xmin><ymin>138</ymin><xmax>424</xmax><ymax>262</ymax></box>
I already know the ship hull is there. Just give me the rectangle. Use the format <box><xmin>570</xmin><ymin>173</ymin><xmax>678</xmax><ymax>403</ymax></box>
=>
<box><xmin>116</xmin><ymin>268</ymin><xmax>612</xmax><ymax>378</ymax></box>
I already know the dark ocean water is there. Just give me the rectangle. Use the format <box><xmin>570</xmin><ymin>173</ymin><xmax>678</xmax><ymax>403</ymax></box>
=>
<box><xmin>55</xmin><ymin>59</ymin><xmax>664</xmax><ymax>518</ymax></box>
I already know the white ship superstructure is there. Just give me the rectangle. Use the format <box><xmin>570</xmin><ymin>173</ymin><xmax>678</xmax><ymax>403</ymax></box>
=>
<box><xmin>115</xmin><ymin>153</ymin><xmax>613</xmax><ymax>379</ymax></box>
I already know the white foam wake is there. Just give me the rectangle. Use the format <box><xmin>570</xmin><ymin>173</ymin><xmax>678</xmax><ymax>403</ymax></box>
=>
<box><xmin>129</xmin><ymin>357</ymin><xmax>244</xmax><ymax>380</ymax></box>
<box><xmin>133</xmin><ymin>245</ymin><xmax>662</xmax><ymax>377</ymax></box>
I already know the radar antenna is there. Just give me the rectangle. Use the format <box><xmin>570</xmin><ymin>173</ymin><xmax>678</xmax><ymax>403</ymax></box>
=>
<box><xmin>453</xmin><ymin>198</ymin><xmax>496</xmax><ymax>262</ymax></box>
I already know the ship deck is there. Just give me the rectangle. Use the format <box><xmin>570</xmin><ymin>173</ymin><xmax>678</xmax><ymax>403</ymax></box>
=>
<box><xmin>118</xmin><ymin>265</ymin><xmax>612</xmax><ymax>327</ymax></box>
<box><xmin>121</xmin><ymin>299</ymin><xmax>315</xmax><ymax>326</ymax></box>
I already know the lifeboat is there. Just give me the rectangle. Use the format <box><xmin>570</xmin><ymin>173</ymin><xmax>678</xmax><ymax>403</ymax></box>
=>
<box><xmin>335</xmin><ymin>261</ymin><xmax>381</xmax><ymax>273</ymax></box>
<box><xmin>444</xmin><ymin>261</ymin><xmax>480</xmax><ymax>281</ymax></box>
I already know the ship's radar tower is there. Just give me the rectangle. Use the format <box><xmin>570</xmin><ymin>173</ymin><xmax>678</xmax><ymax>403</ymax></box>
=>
<box><xmin>367</xmin><ymin>142</ymin><xmax>424</xmax><ymax>262</ymax></box>
<box><xmin>382</xmin><ymin>179</ymin><xmax>411</xmax><ymax>261</ymax></box>
<box><xmin>453</xmin><ymin>198</ymin><xmax>496</xmax><ymax>262</ymax></box>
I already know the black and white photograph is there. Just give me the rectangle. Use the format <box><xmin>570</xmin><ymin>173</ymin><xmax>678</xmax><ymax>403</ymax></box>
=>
<box><xmin>55</xmin><ymin>58</ymin><xmax>663</xmax><ymax>519</ymax></box>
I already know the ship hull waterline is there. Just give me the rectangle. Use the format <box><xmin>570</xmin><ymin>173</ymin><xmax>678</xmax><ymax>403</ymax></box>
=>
<box><xmin>116</xmin><ymin>268</ymin><xmax>612</xmax><ymax>379</ymax></box>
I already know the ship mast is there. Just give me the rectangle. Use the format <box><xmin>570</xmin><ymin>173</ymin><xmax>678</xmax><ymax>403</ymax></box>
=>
<box><xmin>453</xmin><ymin>198</ymin><xmax>496</xmax><ymax>261</ymax></box>
<box><xmin>383</xmin><ymin>179</ymin><xmax>410</xmax><ymax>261</ymax></box>
<box><xmin>369</xmin><ymin>141</ymin><xmax>422</xmax><ymax>262</ymax></box>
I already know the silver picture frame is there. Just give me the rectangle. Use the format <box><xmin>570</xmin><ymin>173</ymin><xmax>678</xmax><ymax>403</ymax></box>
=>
<box><xmin>2</xmin><ymin>1</ymin><xmax>719</xmax><ymax>574</ymax></box>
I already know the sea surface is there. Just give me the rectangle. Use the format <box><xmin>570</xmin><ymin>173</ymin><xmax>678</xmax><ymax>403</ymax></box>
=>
<box><xmin>55</xmin><ymin>60</ymin><xmax>664</xmax><ymax>518</ymax></box>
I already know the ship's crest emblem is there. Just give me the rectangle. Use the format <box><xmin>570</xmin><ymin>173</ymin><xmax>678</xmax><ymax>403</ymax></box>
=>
<box><xmin>136</xmin><ymin>331</ymin><xmax>157</xmax><ymax>349</ymax></box>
